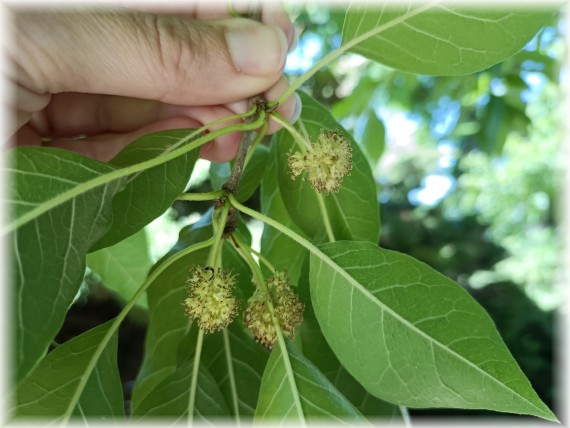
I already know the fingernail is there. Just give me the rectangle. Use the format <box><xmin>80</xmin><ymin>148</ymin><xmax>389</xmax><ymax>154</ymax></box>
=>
<box><xmin>290</xmin><ymin>93</ymin><xmax>302</xmax><ymax>124</ymax></box>
<box><xmin>226</xmin><ymin>24</ymin><xmax>288</xmax><ymax>75</ymax></box>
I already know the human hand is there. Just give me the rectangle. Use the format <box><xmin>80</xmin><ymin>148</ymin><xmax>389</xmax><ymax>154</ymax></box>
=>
<box><xmin>8</xmin><ymin>3</ymin><xmax>300</xmax><ymax>162</ymax></box>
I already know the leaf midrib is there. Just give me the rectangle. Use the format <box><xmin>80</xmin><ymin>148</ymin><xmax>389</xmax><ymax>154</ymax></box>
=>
<box><xmin>4</xmin><ymin>119</ymin><xmax>262</xmax><ymax>235</ymax></box>
<box><xmin>312</xmin><ymin>247</ymin><xmax>553</xmax><ymax>419</ymax></box>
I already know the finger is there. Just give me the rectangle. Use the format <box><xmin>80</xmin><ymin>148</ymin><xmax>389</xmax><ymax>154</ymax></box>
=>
<box><xmin>11</xmin><ymin>8</ymin><xmax>289</xmax><ymax>106</ymax></box>
<box><xmin>195</xmin><ymin>2</ymin><xmax>296</xmax><ymax>50</ymax></box>
<box><xmin>28</xmin><ymin>94</ymin><xmax>162</xmax><ymax>138</ymax></box>
<box><xmin>21</xmin><ymin>105</ymin><xmax>242</xmax><ymax>163</ymax></box>
<box><xmin>25</xmin><ymin>93</ymin><xmax>244</xmax><ymax>142</ymax></box>
<box><xmin>260</xmin><ymin>2</ymin><xmax>297</xmax><ymax>51</ymax></box>
<box><xmin>263</xmin><ymin>76</ymin><xmax>302</xmax><ymax>134</ymax></box>
<box><xmin>127</xmin><ymin>1</ymin><xmax>296</xmax><ymax>50</ymax></box>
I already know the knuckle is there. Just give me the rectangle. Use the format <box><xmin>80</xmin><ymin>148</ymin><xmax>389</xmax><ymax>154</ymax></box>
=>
<box><xmin>141</xmin><ymin>14</ymin><xmax>224</xmax><ymax>101</ymax></box>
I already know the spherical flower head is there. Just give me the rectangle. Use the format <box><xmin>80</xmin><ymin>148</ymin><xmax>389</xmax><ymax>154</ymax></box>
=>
<box><xmin>288</xmin><ymin>152</ymin><xmax>306</xmax><ymax>180</ymax></box>
<box><xmin>287</xmin><ymin>129</ymin><xmax>352</xmax><ymax>194</ymax></box>
<box><xmin>244</xmin><ymin>292</ymin><xmax>276</xmax><ymax>349</ymax></box>
<box><xmin>182</xmin><ymin>266</ymin><xmax>239</xmax><ymax>333</ymax></box>
<box><xmin>244</xmin><ymin>271</ymin><xmax>304</xmax><ymax>349</ymax></box>
<box><xmin>267</xmin><ymin>273</ymin><xmax>304</xmax><ymax>336</ymax></box>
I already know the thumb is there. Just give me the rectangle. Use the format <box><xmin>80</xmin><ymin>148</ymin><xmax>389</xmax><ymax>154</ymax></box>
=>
<box><xmin>12</xmin><ymin>8</ymin><xmax>289</xmax><ymax>105</ymax></box>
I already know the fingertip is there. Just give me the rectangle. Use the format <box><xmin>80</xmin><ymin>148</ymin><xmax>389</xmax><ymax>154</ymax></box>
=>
<box><xmin>199</xmin><ymin>131</ymin><xmax>241</xmax><ymax>163</ymax></box>
<box><xmin>264</xmin><ymin>77</ymin><xmax>302</xmax><ymax>135</ymax></box>
<box><xmin>289</xmin><ymin>92</ymin><xmax>302</xmax><ymax>124</ymax></box>
<box><xmin>261</xmin><ymin>2</ymin><xmax>296</xmax><ymax>51</ymax></box>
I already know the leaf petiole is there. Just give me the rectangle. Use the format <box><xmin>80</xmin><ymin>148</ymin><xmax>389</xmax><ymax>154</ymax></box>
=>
<box><xmin>207</xmin><ymin>202</ymin><xmax>231</xmax><ymax>268</ymax></box>
<box><xmin>176</xmin><ymin>190</ymin><xmax>225</xmax><ymax>202</ymax></box>
<box><xmin>230</xmin><ymin>232</ymin><xmax>305</xmax><ymax>423</ymax></box>
<box><xmin>187</xmin><ymin>329</ymin><xmax>204</xmax><ymax>424</ymax></box>
<box><xmin>229</xmin><ymin>194</ymin><xmax>323</xmax><ymax>261</ymax></box>
<box><xmin>270</xmin><ymin>112</ymin><xmax>311</xmax><ymax>152</ymax></box>
<box><xmin>231</xmin><ymin>232</ymin><xmax>267</xmax><ymax>293</ymax></box>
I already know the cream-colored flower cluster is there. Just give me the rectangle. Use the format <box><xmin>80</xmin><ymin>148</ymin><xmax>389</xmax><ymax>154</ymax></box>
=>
<box><xmin>182</xmin><ymin>266</ymin><xmax>239</xmax><ymax>333</ymax></box>
<box><xmin>288</xmin><ymin>129</ymin><xmax>353</xmax><ymax>194</ymax></box>
<box><xmin>182</xmin><ymin>266</ymin><xmax>304</xmax><ymax>348</ymax></box>
<box><xmin>244</xmin><ymin>271</ymin><xmax>304</xmax><ymax>349</ymax></box>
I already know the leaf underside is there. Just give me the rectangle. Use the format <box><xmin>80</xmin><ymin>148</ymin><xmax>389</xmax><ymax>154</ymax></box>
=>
<box><xmin>343</xmin><ymin>3</ymin><xmax>550</xmax><ymax>76</ymax></box>
<box><xmin>255</xmin><ymin>339</ymin><xmax>364</xmax><ymax>423</ymax></box>
<box><xmin>310</xmin><ymin>240</ymin><xmax>556</xmax><ymax>421</ymax></box>
<box><xmin>15</xmin><ymin>320</ymin><xmax>123</xmax><ymax>421</ymax></box>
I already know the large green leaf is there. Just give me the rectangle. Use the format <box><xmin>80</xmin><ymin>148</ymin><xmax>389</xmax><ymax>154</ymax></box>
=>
<box><xmin>275</xmin><ymin>92</ymin><xmax>380</xmax><ymax>243</ymax></box>
<box><xmin>131</xmin><ymin>213</ymin><xmax>253</xmax><ymax>409</ymax></box>
<box><xmin>309</xmin><ymin>240</ymin><xmax>556</xmax><ymax>421</ymax></box>
<box><xmin>210</xmin><ymin>144</ymin><xmax>270</xmax><ymax>202</ymax></box>
<box><xmin>342</xmin><ymin>4</ymin><xmax>550</xmax><ymax>76</ymax></box>
<box><xmin>132</xmin><ymin>359</ymin><xmax>229</xmax><ymax>419</ymax></box>
<box><xmin>14</xmin><ymin>320</ymin><xmax>123</xmax><ymax>421</ymax></box>
<box><xmin>92</xmin><ymin>129</ymin><xmax>198</xmax><ymax>250</ymax></box>
<box><xmin>87</xmin><ymin>228</ymin><xmax>151</xmax><ymax>308</ymax></box>
<box><xmin>7</xmin><ymin>147</ymin><xmax>126</xmax><ymax>380</ymax></box>
<box><xmin>260</xmin><ymin>142</ymin><xmax>310</xmax><ymax>285</ymax></box>
<box><xmin>202</xmin><ymin>325</ymin><xmax>269</xmax><ymax>417</ymax></box>
<box><xmin>297</xmin><ymin>259</ymin><xmax>401</xmax><ymax>419</ymax></box>
<box><xmin>255</xmin><ymin>339</ymin><xmax>364</xmax><ymax>422</ymax></box>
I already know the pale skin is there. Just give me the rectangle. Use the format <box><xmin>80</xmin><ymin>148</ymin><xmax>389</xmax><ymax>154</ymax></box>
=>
<box><xmin>8</xmin><ymin>2</ymin><xmax>301</xmax><ymax>163</ymax></box>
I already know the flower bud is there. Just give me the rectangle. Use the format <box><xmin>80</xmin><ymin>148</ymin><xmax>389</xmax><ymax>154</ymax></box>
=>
<box><xmin>244</xmin><ymin>271</ymin><xmax>304</xmax><ymax>349</ymax></box>
<box><xmin>287</xmin><ymin>129</ymin><xmax>353</xmax><ymax>194</ymax></box>
<box><xmin>182</xmin><ymin>266</ymin><xmax>239</xmax><ymax>333</ymax></box>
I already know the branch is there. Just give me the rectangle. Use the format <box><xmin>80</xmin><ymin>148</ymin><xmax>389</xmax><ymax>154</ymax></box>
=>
<box><xmin>223</xmin><ymin>97</ymin><xmax>263</xmax><ymax>195</ymax></box>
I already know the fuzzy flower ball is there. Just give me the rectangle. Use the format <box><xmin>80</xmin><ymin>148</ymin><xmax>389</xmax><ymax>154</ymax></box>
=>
<box><xmin>288</xmin><ymin>129</ymin><xmax>353</xmax><ymax>194</ymax></box>
<box><xmin>244</xmin><ymin>271</ymin><xmax>304</xmax><ymax>349</ymax></box>
<box><xmin>182</xmin><ymin>266</ymin><xmax>239</xmax><ymax>333</ymax></box>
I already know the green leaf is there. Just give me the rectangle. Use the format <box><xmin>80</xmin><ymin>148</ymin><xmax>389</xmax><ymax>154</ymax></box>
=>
<box><xmin>202</xmin><ymin>324</ymin><xmax>269</xmax><ymax>416</ymax></box>
<box><xmin>309</xmin><ymin>240</ymin><xmax>557</xmax><ymax>421</ymax></box>
<box><xmin>275</xmin><ymin>92</ymin><xmax>380</xmax><ymax>243</ymax></box>
<box><xmin>132</xmin><ymin>359</ymin><xmax>229</xmax><ymax>419</ymax></box>
<box><xmin>92</xmin><ymin>129</ymin><xmax>198</xmax><ymax>250</ymax></box>
<box><xmin>255</xmin><ymin>339</ymin><xmax>364</xmax><ymax>422</ymax></box>
<box><xmin>260</xmin><ymin>142</ymin><xmax>310</xmax><ymax>284</ymax></box>
<box><xmin>342</xmin><ymin>4</ymin><xmax>549</xmax><ymax>76</ymax></box>
<box><xmin>87</xmin><ymin>228</ymin><xmax>151</xmax><ymax>308</ymax></box>
<box><xmin>300</xmin><ymin>310</ymin><xmax>401</xmax><ymax>418</ymax></box>
<box><xmin>301</xmin><ymin>322</ymin><xmax>401</xmax><ymax>418</ymax></box>
<box><xmin>7</xmin><ymin>147</ymin><xmax>126</xmax><ymax>380</ymax></box>
<box><xmin>131</xmin><ymin>212</ymin><xmax>253</xmax><ymax>409</ymax></box>
<box><xmin>14</xmin><ymin>320</ymin><xmax>123</xmax><ymax>421</ymax></box>
<box><xmin>210</xmin><ymin>144</ymin><xmax>270</xmax><ymax>202</ymax></box>
<box><xmin>297</xmin><ymin>258</ymin><xmax>401</xmax><ymax>419</ymax></box>
<box><xmin>361</xmin><ymin>110</ymin><xmax>386</xmax><ymax>164</ymax></box>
